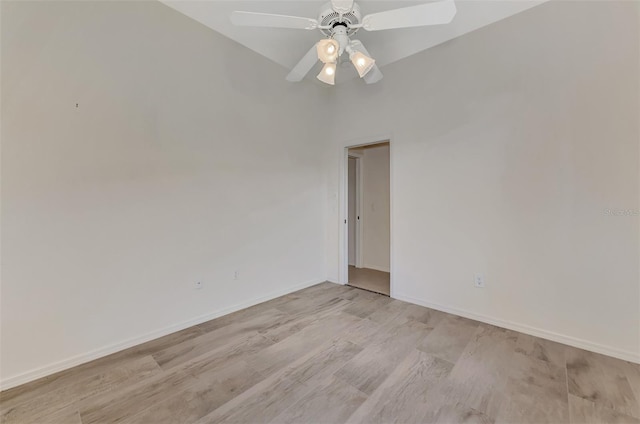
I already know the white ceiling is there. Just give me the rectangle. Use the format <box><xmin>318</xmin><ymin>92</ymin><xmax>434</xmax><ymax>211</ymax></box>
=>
<box><xmin>160</xmin><ymin>0</ymin><xmax>548</xmax><ymax>82</ymax></box>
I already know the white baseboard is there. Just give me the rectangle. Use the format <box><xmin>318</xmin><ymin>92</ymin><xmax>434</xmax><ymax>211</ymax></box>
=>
<box><xmin>394</xmin><ymin>292</ymin><xmax>640</xmax><ymax>364</ymax></box>
<box><xmin>0</xmin><ymin>278</ymin><xmax>325</xmax><ymax>391</ymax></box>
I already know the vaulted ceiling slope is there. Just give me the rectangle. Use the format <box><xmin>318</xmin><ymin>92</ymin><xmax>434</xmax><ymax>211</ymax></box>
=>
<box><xmin>159</xmin><ymin>0</ymin><xmax>549</xmax><ymax>81</ymax></box>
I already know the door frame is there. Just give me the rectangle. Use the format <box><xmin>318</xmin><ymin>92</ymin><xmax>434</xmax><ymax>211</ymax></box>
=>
<box><xmin>347</xmin><ymin>152</ymin><xmax>363</xmax><ymax>269</ymax></box>
<box><xmin>339</xmin><ymin>134</ymin><xmax>394</xmax><ymax>297</ymax></box>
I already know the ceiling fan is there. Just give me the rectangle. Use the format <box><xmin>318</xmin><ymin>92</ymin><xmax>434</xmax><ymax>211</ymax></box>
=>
<box><xmin>230</xmin><ymin>0</ymin><xmax>457</xmax><ymax>85</ymax></box>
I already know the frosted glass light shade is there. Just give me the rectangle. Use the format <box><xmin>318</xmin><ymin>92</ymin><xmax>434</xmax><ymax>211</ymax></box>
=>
<box><xmin>317</xmin><ymin>62</ymin><xmax>336</xmax><ymax>85</ymax></box>
<box><xmin>317</xmin><ymin>39</ymin><xmax>339</xmax><ymax>63</ymax></box>
<box><xmin>350</xmin><ymin>51</ymin><xmax>375</xmax><ymax>78</ymax></box>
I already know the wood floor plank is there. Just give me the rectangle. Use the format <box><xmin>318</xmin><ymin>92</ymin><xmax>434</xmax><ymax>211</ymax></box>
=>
<box><xmin>431</xmin><ymin>402</ymin><xmax>495</xmax><ymax>424</ymax></box>
<box><xmin>121</xmin><ymin>360</ymin><xmax>264</xmax><ymax>424</ymax></box>
<box><xmin>3</xmin><ymin>282</ymin><xmax>639</xmax><ymax>424</ymax></box>
<box><xmin>569</xmin><ymin>393</ymin><xmax>640</xmax><ymax>424</ymax></box>
<box><xmin>44</xmin><ymin>404</ymin><xmax>83</xmax><ymax>424</ymax></box>
<box><xmin>417</xmin><ymin>314</ymin><xmax>479</xmax><ymax>364</ymax></box>
<box><xmin>347</xmin><ymin>349</ymin><xmax>454</xmax><ymax>424</ymax></box>
<box><xmin>1</xmin><ymin>401</ymin><xmax>82</xmax><ymax>424</ymax></box>
<box><xmin>625</xmin><ymin>362</ymin><xmax>640</xmax><ymax>405</ymax></box>
<box><xmin>261</xmin><ymin>311</ymin><xmax>324</xmax><ymax>344</ymax></box>
<box><xmin>181</xmin><ymin>333</ymin><xmax>275</xmax><ymax>380</ymax></box>
<box><xmin>247</xmin><ymin>312</ymin><xmax>362</xmax><ymax>378</ymax></box>
<box><xmin>342</xmin><ymin>294</ymin><xmax>393</xmax><ymax>319</ymax></box>
<box><xmin>335</xmin><ymin>315</ymin><xmax>388</xmax><ymax>348</ymax></box>
<box><xmin>152</xmin><ymin>308</ymin><xmax>289</xmax><ymax>370</ymax></box>
<box><xmin>195</xmin><ymin>375</ymin><xmax>310</xmax><ymax>423</ymax></box>
<box><xmin>342</xmin><ymin>287</ymin><xmax>381</xmax><ymax>303</ymax></box>
<box><xmin>0</xmin><ymin>327</ymin><xmax>200</xmax><ymax>408</ymax></box>
<box><xmin>396</xmin><ymin>303</ymin><xmax>447</xmax><ymax>330</ymax></box>
<box><xmin>333</xmin><ymin>285</ymin><xmax>366</xmax><ymax>301</ymax></box>
<box><xmin>0</xmin><ymin>355</ymin><xmax>161</xmax><ymax>424</ymax></box>
<box><xmin>275</xmin><ymin>292</ymin><xmax>351</xmax><ymax>317</ymax></box>
<box><xmin>566</xmin><ymin>347</ymin><xmax>640</xmax><ymax>418</ymax></box>
<box><xmin>273</xmin><ymin>375</ymin><xmax>368</xmax><ymax>424</ymax></box>
<box><xmin>195</xmin><ymin>336</ymin><xmax>366</xmax><ymax>423</ymax></box>
<box><xmin>514</xmin><ymin>332</ymin><xmax>566</xmax><ymax>369</ymax></box>
<box><xmin>268</xmin><ymin>296</ymin><xmax>353</xmax><ymax>343</ymax></box>
<box><xmin>366</xmin><ymin>299</ymin><xmax>406</xmax><ymax>325</ymax></box>
<box><xmin>494</xmin><ymin>351</ymin><xmax>569</xmax><ymax>423</ymax></box>
<box><xmin>279</xmin><ymin>340</ymin><xmax>364</xmax><ymax>386</ymax></box>
<box><xmin>196</xmin><ymin>299</ymin><xmax>291</xmax><ymax>334</ymax></box>
<box><xmin>79</xmin><ymin>370</ymin><xmax>196</xmax><ymax>424</ymax></box>
<box><xmin>334</xmin><ymin>319</ymin><xmax>434</xmax><ymax>395</ymax></box>
<box><xmin>293</xmin><ymin>281</ymin><xmax>337</xmax><ymax>296</ymax></box>
<box><xmin>440</xmin><ymin>324</ymin><xmax>519</xmax><ymax>420</ymax></box>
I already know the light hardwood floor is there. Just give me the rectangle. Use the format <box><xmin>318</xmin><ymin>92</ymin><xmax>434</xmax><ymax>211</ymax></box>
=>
<box><xmin>1</xmin><ymin>282</ymin><xmax>639</xmax><ymax>423</ymax></box>
<box><xmin>348</xmin><ymin>266</ymin><xmax>390</xmax><ymax>296</ymax></box>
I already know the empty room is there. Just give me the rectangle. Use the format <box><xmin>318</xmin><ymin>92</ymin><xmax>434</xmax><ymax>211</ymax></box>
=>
<box><xmin>1</xmin><ymin>0</ymin><xmax>638</xmax><ymax>423</ymax></box>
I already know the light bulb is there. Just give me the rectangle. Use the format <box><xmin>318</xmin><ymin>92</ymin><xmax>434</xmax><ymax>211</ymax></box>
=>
<box><xmin>317</xmin><ymin>62</ymin><xmax>336</xmax><ymax>85</ymax></box>
<box><xmin>317</xmin><ymin>39</ymin><xmax>339</xmax><ymax>64</ymax></box>
<box><xmin>350</xmin><ymin>51</ymin><xmax>375</xmax><ymax>78</ymax></box>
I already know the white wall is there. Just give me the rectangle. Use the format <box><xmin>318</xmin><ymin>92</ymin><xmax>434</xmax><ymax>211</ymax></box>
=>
<box><xmin>360</xmin><ymin>144</ymin><xmax>390</xmax><ymax>272</ymax></box>
<box><xmin>325</xmin><ymin>0</ymin><xmax>640</xmax><ymax>362</ymax></box>
<box><xmin>1</xmin><ymin>0</ymin><xmax>330</xmax><ymax>388</ymax></box>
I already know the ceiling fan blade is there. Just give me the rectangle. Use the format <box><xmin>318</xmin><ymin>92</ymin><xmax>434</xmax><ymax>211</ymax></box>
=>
<box><xmin>286</xmin><ymin>43</ymin><xmax>319</xmax><ymax>82</ymax></box>
<box><xmin>361</xmin><ymin>0</ymin><xmax>456</xmax><ymax>31</ymax></box>
<box><xmin>331</xmin><ymin>0</ymin><xmax>354</xmax><ymax>14</ymax></box>
<box><xmin>231</xmin><ymin>11</ymin><xmax>318</xmax><ymax>30</ymax></box>
<box><xmin>350</xmin><ymin>40</ymin><xmax>383</xmax><ymax>84</ymax></box>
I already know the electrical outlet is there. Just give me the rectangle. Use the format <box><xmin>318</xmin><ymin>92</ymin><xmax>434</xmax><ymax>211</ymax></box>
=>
<box><xmin>194</xmin><ymin>281</ymin><xmax>203</xmax><ymax>290</ymax></box>
<box><xmin>233</xmin><ymin>271</ymin><xmax>239</xmax><ymax>280</ymax></box>
<box><xmin>474</xmin><ymin>274</ymin><xmax>485</xmax><ymax>288</ymax></box>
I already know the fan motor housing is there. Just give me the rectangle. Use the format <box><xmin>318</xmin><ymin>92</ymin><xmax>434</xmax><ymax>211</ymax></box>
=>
<box><xmin>318</xmin><ymin>2</ymin><xmax>361</xmax><ymax>36</ymax></box>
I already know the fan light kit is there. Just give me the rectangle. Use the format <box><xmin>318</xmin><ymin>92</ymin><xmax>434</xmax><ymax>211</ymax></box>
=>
<box><xmin>318</xmin><ymin>62</ymin><xmax>337</xmax><ymax>85</ymax></box>
<box><xmin>231</xmin><ymin>0</ymin><xmax>457</xmax><ymax>85</ymax></box>
<box><xmin>349</xmin><ymin>50</ymin><xmax>375</xmax><ymax>78</ymax></box>
<box><xmin>317</xmin><ymin>39</ymin><xmax>339</xmax><ymax>63</ymax></box>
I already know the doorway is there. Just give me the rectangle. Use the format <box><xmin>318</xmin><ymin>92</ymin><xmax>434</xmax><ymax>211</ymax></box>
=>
<box><xmin>345</xmin><ymin>141</ymin><xmax>390</xmax><ymax>296</ymax></box>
